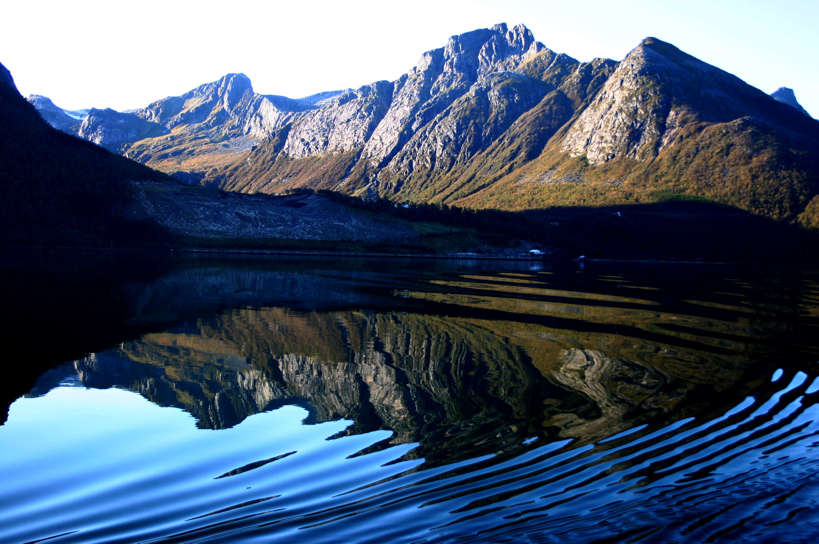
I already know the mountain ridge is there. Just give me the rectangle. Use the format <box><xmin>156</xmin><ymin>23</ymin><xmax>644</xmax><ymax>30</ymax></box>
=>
<box><xmin>0</xmin><ymin>61</ymin><xmax>457</xmax><ymax>250</ymax></box>
<box><xmin>26</xmin><ymin>24</ymin><xmax>819</xmax><ymax>226</ymax></box>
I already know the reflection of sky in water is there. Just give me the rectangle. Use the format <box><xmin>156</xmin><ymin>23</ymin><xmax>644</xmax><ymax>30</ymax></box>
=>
<box><xmin>3</xmin><ymin>261</ymin><xmax>819</xmax><ymax>543</ymax></box>
<box><xmin>0</xmin><ymin>387</ymin><xmax>419</xmax><ymax>544</ymax></box>
<box><xmin>2</xmin><ymin>368</ymin><xmax>818</xmax><ymax>543</ymax></box>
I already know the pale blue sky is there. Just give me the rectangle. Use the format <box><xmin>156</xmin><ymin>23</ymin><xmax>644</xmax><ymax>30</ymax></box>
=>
<box><xmin>1</xmin><ymin>0</ymin><xmax>816</xmax><ymax>116</ymax></box>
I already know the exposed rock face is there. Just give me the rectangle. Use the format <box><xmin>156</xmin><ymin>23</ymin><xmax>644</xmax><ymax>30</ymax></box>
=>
<box><xmin>78</xmin><ymin>108</ymin><xmax>167</xmax><ymax>151</ymax></box>
<box><xmin>360</xmin><ymin>23</ymin><xmax>545</xmax><ymax>166</ymax></box>
<box><xmin>771</xmin><ymin>86</ymin><xmax>810</xmax><ymax>117</ymax></box>
<box><xmin>561</xmin><ymin>39</ymin><xmax>677</xmax><ymax>164</ymax></box>
<box><xmin>282</xmin><ymin>80</ymin><xmax>394</xmax><ymax>158</ymax></box>
<box><xmin>135</xmin><ymin>73</ymin><xmax>297</xmax><ymax>137</ymax></box>
<box><xmin>560</xmin><ymin>38</ymin><xmax>814</xmax><ymax>164</ymax></box>
<box><xmin>216</xmin><ymin>23</ymin><xmax>616</xmax><ymax>199</ymax></box>
<box><xmin>212</xmin><ymin>28</ymin><xmax>818</xmax><ymax>224</ymax></box>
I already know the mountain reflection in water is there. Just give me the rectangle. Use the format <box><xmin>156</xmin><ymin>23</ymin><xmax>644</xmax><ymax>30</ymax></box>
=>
<box><xmin>2</xmin><ymin>259</ymin><xmax>819</xmax><ymax>542</ymax></box>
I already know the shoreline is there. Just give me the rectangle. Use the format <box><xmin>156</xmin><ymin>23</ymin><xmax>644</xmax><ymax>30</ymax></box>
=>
<box><xmin>3</xmin><ymin>243</ymin><xmax>808</xmax><ymax>266</ymax></box>
<box><xmin>171</xmin><ymin>247</ymin><xmax>546</xmax><ymax>261</ymax></box>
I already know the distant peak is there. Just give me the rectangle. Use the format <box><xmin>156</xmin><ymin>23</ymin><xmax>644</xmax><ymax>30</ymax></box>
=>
<box><xmin>443</xmin><ymin>22</ymin><xmax>539</xmax><ymax>60</ymax></box>
<box><xmin>623</xmin><ymin>36</ymin><xmax>702</xmax><ymax>72</ymax></box>
<box><xmin>218</xmin><ymin>72</ymin><xmax>252</xmax><ymax>91</ymax></box>
<box><xmin>214</xmin><ymin>73</ymin><xmax>253</xmax><ymax>111</ymax></box>
<box><xmin>771</xmin><ymin>87</ymin><xmax>810</xmax><ymax>116</ymax></box>
<box><xmin>632</xmin><ymin>36</ymin><xmax>684</xmax><ymax>57</ymax></box>
<box><xmin>28</xmin><ymin>94</ymin><xmax>55</xmax><ymax>105</ymax></box>
<box><xmin>639</xmin><ymin>36</ymin><xmax>663</xmax><ymax>47</ymax></box>
<box><xmin>220</xmin><ymin>72</ymin><xmax>250</xmax><ymax>83</ymax></box>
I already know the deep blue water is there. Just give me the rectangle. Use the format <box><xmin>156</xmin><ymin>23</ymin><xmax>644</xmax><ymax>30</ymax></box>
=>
<box><xmin>1</xmin><ymin>260</ymin><xmax>818</xmax><ymax>542</ymax></box>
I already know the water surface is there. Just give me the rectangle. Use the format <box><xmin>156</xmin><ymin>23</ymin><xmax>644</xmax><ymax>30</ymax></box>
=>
<box><xmin>1</xmin><ymin>259</ymin><xmax>818</xmax><ymax>542</ymax></box>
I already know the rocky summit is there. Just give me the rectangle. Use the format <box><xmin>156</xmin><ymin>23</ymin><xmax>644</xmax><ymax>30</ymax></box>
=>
<box><xmin>28</xmin><ymin>23</ymin><xmax>819</xmax><ymax>227</ymax></box>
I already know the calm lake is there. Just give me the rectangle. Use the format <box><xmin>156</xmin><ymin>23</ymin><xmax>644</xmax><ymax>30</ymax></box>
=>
<box><xmin>1</xmin><ymin>255</ymin><xmax>818</xmax><ymax>543</ymax></box>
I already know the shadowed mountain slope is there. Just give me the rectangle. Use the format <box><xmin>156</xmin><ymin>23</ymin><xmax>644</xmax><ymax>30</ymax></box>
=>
<box><xmin>1</xmin><ymin>62</ymin><xmax>457</xmax><ymax>250</ymax></box>
<box><xmin>1</xmin><ymin>62</ymin><xmax>172</xmax><ymax>246</ymax></box>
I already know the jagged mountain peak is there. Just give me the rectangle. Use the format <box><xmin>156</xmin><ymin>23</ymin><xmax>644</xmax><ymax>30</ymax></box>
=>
<box><xmin>192</xmin><ymin>72</ymin><xmax>252</xmax><ymax>93</ymax></box>
<box><xmin>622</xmin><ymin>36</ymin><xmax>713</xmax><ymax>76</ymax></box>
<box><xmin>218</xmin><ymin>72</ymin><xmax>251</xmax><ymax>86</ymax></box>
<box><xmin>771</xmin><ymin>87</ymin><xmax>810</xmax><ymax>116</ymax></box>
<box><xmin>186</xmin><ymin>72</ymin><xmax>255</xmax><ymax>112</ymax></box>
<box><xmin>415</xmin><ymin>23</ymin><xmax>546</xmax><ymax>81</ymax></box>
<box><xmin>215</xmin><ymin>73</ymin><xmax>253</xmax><ymax>103</ymax></box>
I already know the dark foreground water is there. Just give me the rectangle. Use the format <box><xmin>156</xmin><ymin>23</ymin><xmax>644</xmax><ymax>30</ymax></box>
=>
<box><xmin>1</xmin><ymin>257</ymin><xmax>818</xmax><ymax>543</ymax></box>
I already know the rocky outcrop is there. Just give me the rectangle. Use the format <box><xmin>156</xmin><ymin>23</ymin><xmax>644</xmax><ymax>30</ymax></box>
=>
<box><xmin>360</xmin><ymin>23</ymin><xmax>546</xmax><ymax>166</ymax></box>
<box><xmin>771</xmin><ymin>86</ymin><xmax>811</xmax><ymax>117</ymax></box>
<box><xmin>78</xmin><ymin>108</ymin><xmax>167</xmax><ymax>151</ymax></box>
<box><xmin>282</xmin><ymin>80</ymin><xmax>394</xmax><ymax>158</ymax></box>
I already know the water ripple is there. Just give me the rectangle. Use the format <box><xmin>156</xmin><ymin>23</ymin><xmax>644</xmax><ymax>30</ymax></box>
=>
<box><xmin>1</xmin><ymin>368</ymin><xmax>817</xmax><ymax>543</ymax></box>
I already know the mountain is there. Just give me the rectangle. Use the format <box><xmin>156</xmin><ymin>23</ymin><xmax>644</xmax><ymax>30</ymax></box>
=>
<box><xmin>1</xmin><ymin>62</ymin><xmax>449</xmax><ymax>250</ymax></box>
<box><xmin>215</xmin><ymin>24</ymin><xmax>606</xmax><ymax>198</ymax></box>
<box><xmin>26</xmin><ymin>94</ymin><xmax>87</xmax><ymax>133</ymax></box>
<box><xmin>208</xmin><ymin>26</ymin><xmax>818</xmax><ymax>225</ymax></box>
<box><xmin>28</xmin><ymin>73</ymin><xmax>343</xmax><ymax>174</ymax></box>
<box><xmin>770</xmin><ymin>86</ymin><xmax>811</xmax><ymax>116</ymax></box>
<box><xmin>26</xmin><ymin>24</ymin><xmax>819</xmax><ymax>228</ymax></box>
